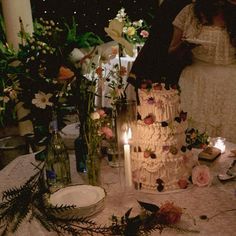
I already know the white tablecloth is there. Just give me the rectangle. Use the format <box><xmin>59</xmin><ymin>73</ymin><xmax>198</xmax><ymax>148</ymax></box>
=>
<box><xmin>0</xmin><ymin>142</ymin><xmax>236</xmax><ymax>236</ymax></box>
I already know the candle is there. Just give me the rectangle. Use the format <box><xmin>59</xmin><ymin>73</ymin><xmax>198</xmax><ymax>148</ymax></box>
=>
<box><xmin>213</xmin><ymin>137</ymin><xmax>226</xmax><ymax>153</ymax></box>
<box><xmin>124</xmin><ymin>130</ymin><xmax>132</xmax><ymax>187</ymax></box>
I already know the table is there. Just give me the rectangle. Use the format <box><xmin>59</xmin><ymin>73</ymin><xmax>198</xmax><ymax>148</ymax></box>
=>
<box><xmin>0</xmin><ymin>142</ymin><xmax>236</xmax><ymax>236</ymax></box>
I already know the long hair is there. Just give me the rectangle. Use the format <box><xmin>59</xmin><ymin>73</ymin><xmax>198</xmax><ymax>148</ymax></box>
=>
<box><xmin>224</xmin><ymin>1</ymin><xmax>236</xmax><ymax>46</ymax></box>
<box><xmin>193</xmin><ymin>0</ymin><xmax>226</xmax><ymax>25</ymax></box>
<box><xmin>194</xmin><ymin>0</ymin><xmax>236</xmax><ymax>47</ymax></box>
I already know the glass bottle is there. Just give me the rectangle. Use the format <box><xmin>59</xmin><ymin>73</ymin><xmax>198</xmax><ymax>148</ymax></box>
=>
<box><xmin>45</xmin><ymin>111</ymin><xmax>71</xmax><ymax>191</ymax></box>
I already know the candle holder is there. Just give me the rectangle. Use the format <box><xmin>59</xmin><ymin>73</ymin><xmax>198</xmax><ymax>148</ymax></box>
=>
<box><xmin>210</xmin><ymin>137</ymin><xmax>226</xmax><ymax>153</ymax></box>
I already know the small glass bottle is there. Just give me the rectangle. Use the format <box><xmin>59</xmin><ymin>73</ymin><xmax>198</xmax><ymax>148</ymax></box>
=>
<box><xmin>45</xmin><ymin>111</ymin><xmax>71</xmax><ymax>191</ymax></box>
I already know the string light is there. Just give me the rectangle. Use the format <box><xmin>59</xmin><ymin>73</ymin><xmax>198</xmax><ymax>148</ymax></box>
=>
<box><xmin>31</xmin><ymin>0</ymin><xmax>156</xmax><ymax>39</ymax></box>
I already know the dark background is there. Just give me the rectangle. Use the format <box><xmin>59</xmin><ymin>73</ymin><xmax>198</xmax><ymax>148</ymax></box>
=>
<box><xmin>30</xmin><ymin>0</ymin><xmax>159</xmax><ymax>41</ymax></box>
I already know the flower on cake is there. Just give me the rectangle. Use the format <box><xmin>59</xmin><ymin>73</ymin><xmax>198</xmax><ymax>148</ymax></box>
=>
<box><xmin>144</xmin><ymin>114</ymin><xmax>155</xmax><ymax>125</ymax></box>
<box><xmin>192</xmin><ymin>165</ymin><xmax>212</xmax><ymax>187</ymax></box>
<box><xmin>178</xmin><ymin>178</ymin><xmax>189</xmax><ymax>189</ymax></box>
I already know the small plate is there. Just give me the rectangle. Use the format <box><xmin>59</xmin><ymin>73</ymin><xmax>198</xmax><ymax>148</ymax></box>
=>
<box><xmin>49</xmin><ymin>185</ymin><xmax>106</xmax><ymax>218</ymax></box>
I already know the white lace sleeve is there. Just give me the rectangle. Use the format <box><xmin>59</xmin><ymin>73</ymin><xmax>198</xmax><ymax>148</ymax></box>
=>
<box><xmin>172</xmin><ymin>4</ymin><xmax>192</xmax><ymax>30</ymax></box>
<box><xmin>173</xmin><ymin>4</ymin><xmax>200</xmax><ymax>39</ymax></box>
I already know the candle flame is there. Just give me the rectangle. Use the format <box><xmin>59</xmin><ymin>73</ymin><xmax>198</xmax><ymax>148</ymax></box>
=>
<box><xmin>127</xmin><ymin>127</ymin><xmax>132</xmax><ymax>139</ymax></box>
<box><xmin>124</xmin><ymin>131</ymin><xmax>128</xmax><ymax>144</ymax></box>
<box><xmin>124</xmin><ymin>128</ymin><xmax>132</xmax><ymax>144</ymax></box>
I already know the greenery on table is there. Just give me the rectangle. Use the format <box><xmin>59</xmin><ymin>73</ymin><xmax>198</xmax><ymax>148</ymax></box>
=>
<box><xmin>0</xmin><ymin>163</ymin><xmax>200</xmax><ymax>236</ymax></box>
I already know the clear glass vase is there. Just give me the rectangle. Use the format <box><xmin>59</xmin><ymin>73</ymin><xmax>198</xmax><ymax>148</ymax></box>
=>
<box><xmin>115</xmin><ymin>100</ymin><xmax>137</xmax><ymax>188</ymax></box>
<box><xmin>115</xmin><ymin>100</ymin><xmax>137</xmax><ymax>159</ymax></box>
<box><xmin>86</xmin><ymin>150</ymin><xmax>101</xmax><ymax>186</ymax></box>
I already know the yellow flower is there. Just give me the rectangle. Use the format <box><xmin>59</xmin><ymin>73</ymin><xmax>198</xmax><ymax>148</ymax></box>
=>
<box><xmin>104</xmin><ymin>19</ymin><xmax>134</xmax><ymax>57</ymax></box>
<box><xmin>126</xmin><ymin>26</ymin><xmax>136</xmax><ymax>36</ymax></box>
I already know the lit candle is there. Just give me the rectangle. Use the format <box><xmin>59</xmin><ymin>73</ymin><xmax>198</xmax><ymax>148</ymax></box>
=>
<box><xmin>214</xmin><ymin>137</ymin><xmax>226</xmax><ymax>153</ymax></box>
<box><xmin>124</xmin><ymin>129</ymin><xmax>132</xmax><ymax>187</ymax></box>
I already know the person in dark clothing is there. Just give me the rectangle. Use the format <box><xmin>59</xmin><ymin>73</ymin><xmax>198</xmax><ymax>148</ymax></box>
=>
<box><xmin>127</xmin><ymin>0</ymin><xmax>192</xmax><ymax>87</ymax></box>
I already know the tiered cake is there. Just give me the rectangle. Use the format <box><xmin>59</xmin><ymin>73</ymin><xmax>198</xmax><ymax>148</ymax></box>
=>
<box><xmin>131</xmin><ymin>82</ymin><xmax>195</xmax><ymax>192</ymax></box>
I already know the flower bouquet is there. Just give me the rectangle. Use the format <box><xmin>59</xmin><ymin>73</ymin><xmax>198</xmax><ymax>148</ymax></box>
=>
<box><xmin>0</xmin><ymin>17</ymin><xmax>104</xmax><ymax>146</ymax></box>
<box><xmin>115</xmin><ymin>8</ymin><xmax>150</xmax><ymax>47</ymax></box>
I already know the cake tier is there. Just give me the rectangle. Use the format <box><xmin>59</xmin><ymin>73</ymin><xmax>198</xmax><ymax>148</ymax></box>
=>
<box><xmin>131</xmin><ymin>150</ymin><xmax>194</xmax><ymax>192</ymax></box>
<box><xmin>138</xmin><ymin>83</ymin><xmax>180</xmax><ymax>122</ymax></box>
<box><xmin>131</xmin><ymin>120</ymin><xmax>188</xmax><ymax>151</ymax></box>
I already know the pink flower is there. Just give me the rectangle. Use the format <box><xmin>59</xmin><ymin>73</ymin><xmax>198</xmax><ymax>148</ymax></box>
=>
<box><xmin>192</xmin><ymin>165</ymin><xmax>212</xmax><ymax>187</ymax></box>
<box><xmin>101</xmin><ymin>126</ymin><xmax>113</xmax><ymax>139</ymax></box>
<box><xmin>140</xmin><ymin>30</ymin><xmax>149</xmax><ymax>38</ymax></box>
<box><xmin>97</xmin><ymin>109</ymin><xmax>106</xmax><ymax>118</ymax></box>
<box><xmin>159</xmin><ymin>201</ymin><xmax>182</xmax><ymax>224</ymax></box>
<box><xmin>144</xmin><ymin>114</ymin><xmax>155</xmax><ymax>125</ymax></box>
<box><xmin>178</xmin><ymin>178</ymin><xmax>188</xmax><ymax>189</ymax></box>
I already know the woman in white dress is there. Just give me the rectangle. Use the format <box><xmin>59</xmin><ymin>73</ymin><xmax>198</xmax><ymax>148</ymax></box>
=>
<box><xmin>168</xmin><ymin>0</ymin><xmax>236</xmax><ymax>142</ymax></box>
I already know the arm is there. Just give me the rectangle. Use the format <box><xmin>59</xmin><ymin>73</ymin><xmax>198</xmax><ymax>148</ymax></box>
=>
<box><xmin>168</xmin><ymin>26</ymin><xmax>183</xmax><ymax>54</ymax></box>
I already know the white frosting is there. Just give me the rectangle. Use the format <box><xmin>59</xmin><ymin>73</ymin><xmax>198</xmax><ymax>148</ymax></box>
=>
<box><xmin>131</xmin><ymin>84</ymin><xmax>194</xmax><ymax>192</ymax></box>
<box><xmin>138</xmin><ymin>83</ymin><xmax>181</xmax><ymax>122</ymax></box>
<box><xmin>132</xmin><ymin>120</ymin><xmax>188</xmax><ymax>150</ymax></box>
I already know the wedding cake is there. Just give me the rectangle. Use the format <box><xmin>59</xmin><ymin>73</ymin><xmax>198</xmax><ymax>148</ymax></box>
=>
<box><xmin>131</xmin><ymin>82</ymin><xmax>194</xmax><ymax>192</ymax></box>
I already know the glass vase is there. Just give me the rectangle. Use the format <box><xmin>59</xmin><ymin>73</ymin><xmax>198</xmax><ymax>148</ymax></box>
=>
<box><xmin>115</xmin><ymin>100</ymin><xmax>137</xmax><ymax>188</ymax></box>
<box><xmin>115</xmin><ymin>100</ymin><xmax>137</xmax><ymax>158</ymax></box>
<box><xmin>86</xmin><ymin>147</ymin><xmax>101</xmax><ymax>186</ymax></box>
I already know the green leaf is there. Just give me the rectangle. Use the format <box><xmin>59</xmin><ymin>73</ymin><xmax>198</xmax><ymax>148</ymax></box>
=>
<box><xmin>137</xmin><ymin>200</ymin><xmax>159</xmax><ymax>213</ymax></box>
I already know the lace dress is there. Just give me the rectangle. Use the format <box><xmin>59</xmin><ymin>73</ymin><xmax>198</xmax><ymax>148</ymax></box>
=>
<box><xmin>173</xmin><ymin>4</ymin><xmax>236</xmax><ymax>142</ymax></box>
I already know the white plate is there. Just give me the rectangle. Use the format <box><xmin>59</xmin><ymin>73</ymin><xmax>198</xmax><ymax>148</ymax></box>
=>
<box><xmin>49</xmin><ymin>185</ymin><xmax>106</xmax><ymax>217</ymax></box>
<box><xmin>184</xmin><ymin>38</ymin><xmax>216</xmax><ymax>45</ymax></box>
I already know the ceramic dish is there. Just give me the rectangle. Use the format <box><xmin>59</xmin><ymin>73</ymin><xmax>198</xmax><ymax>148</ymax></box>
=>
<box><xmin>48</xmin><ymin>184</ymin><xmax>106</xmax><ymax>218</ymax></box>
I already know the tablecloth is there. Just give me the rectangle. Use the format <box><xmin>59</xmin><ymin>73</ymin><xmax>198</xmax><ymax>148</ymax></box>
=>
<box><xmin>0</xmin><ymin>142</ymin><xmax>236</xmax><ymax>236</ymax></box>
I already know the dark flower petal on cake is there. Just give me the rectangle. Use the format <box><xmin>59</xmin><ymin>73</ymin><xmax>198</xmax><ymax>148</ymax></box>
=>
<box><xmin>178</xmin><ymin>179</ymin><xmax>188</xmax><ymax>189</ymax></box>
<box><xmin>163</xmin><ymin>145</ymin><xmax>170</xmax><ymax>151</ymax></box>
<box><xmin>170</xmin><ymin>146</ymin><xmax>178</xmax><ymax>155</ymax></box>
<box><xmin>150</xmin><ymin>153</ymin><xmax>157</xmax><ymax>159</ymax></box>
<box><xmin>187</xmin><ymin>145</ymin><xmax>193</xmax><ymax>150</ymax></box>
<box><xmin>147</xmin><ymin>97</ymin><xmax>155</xmax><ymax>104</ymax></box>
<box><xmin>181</xmin><ymin>146</ymin><xmax>187</xmax><ymax>152</ymax></box>
<box><xmin>164</xmin><ymin>84</ymin><xmax>170</xmax><ymax>90</ymax></box>
<box><xmin>138</xmin><ymin>146</ymin><xmax>142</xmax><ymax>152</ymax></box>
<box><xmin>144</xmin><ymin>150</ymin><xmax>151</xmax><ymax>158</ymax></box>
<box><xmin>161</xmin><ymin>121</ymin><xmax>168</xmax><ymax>127</ymax></box>
<box><xmin>156</xmin><ymin>178</ymin><xmax>164</xmax><ymax>184</ymax></box>
<box><xmin>174</xmin><ymin>117</ymin><xmax>181</xmax><ymax>123</ymax></box>
<box><xmin>157</xmin><ymin>184</ymin><xmax>164</xmax><ymax>192</ymax></box>
<box><xmin>144</xmin><ymin>115</ymin><xmax>155</xmax><ymax>125</ymax></box>
<box><xmin>171</xmin><ymin>84</ymin><xmax>178</xmax><ymax>90</ymax></box>
<box><xmin>153</xmin><ymin>83</ymin><xmax>162</xmax><ymax>90</ymax></box>
<box><xmin>140</xmin><ymin>79</ymin><xmax>148</xmax><ymax>89</ymax></box>
<box><xmin>180</xmin><ymin>111</ymin><xmax>187</xmax><ymax>121</ymax></box>
<box><xmin>137</xmin><ymin>113</ymin><xmax>141</xmax><ymax>120</ymax></box>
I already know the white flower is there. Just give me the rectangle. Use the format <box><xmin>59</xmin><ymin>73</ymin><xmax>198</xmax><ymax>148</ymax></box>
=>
<box><xmin>69</xmin><ymin>48</ymin><xmax>85</xmax><ymax>64</ymax></box>
<box><xmin>32</xmin><ymin>91</ymin><xmax>53</xmax><ymax>109</ymax></box>
<box><xmin>90</xmin><ymin>111</ymin><xmax>100</xmax><ymax>120</ymax></box>
<box><xmin>0</xmin><ymin>96</ymin><xmax>10</xmax><ymax>103</ymax></box>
